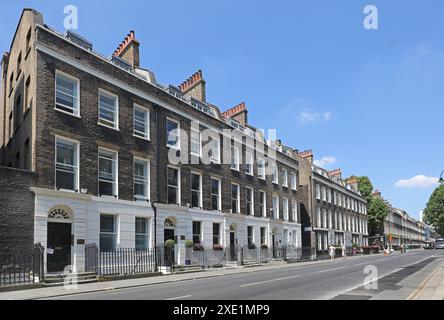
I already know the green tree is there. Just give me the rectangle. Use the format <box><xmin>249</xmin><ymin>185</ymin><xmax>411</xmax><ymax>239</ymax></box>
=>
<box><xmin>357</xmin><ymin>176</ymin><xmax>373</xmax><ymax>201</ymax></box>
<box><xmin>423</xmin><ymin>184</ymin><xmax>444</xmax><ymax>236</ymax></box>
<box><xmin>367</xmin><ymin>197</ymin><xmax>389</xmax><ymax>229</ymax></box>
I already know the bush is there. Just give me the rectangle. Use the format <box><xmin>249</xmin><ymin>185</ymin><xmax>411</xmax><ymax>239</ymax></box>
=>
<box><xmin>261</xmin><ymin>244</ymin><xmax>269</xmax><ymax>250</ymax></box>
<box><xmin>248</xmin><ymin>243</ymin><xmax>256</xmax><ymax>250</ymax></box>
<box><xmin>184</xmin><ymin>240</ymin><xmax>194</xmax><ymax>248</ymax></box>
<box><xmin>213</xmin><ymin>244</ymin><xmax>224</xmax><ymax>251</ymax></box>
<box><xmin>352</xmin><ymin>243</ymin><xmax>360</xmax><ymax>248</ymax></box>
<box><xmin>165</xmin><ymin>239</ymin><xmax>176</xmax><ymax>248</ymax></box>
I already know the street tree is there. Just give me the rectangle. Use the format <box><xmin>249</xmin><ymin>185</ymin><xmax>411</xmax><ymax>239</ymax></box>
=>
<box><xmin>357</xmin><ymin>176</ymin><xmax>373</xmax><ymax>201</ymax></box>
<box><xmin>367</xmin><ymin>197</ymin><xmax>389</xmax><ymax>235</ymax></box>
<box><xmin>423</xmin><ymin>184</ymin><xmax>444</xmax><ymax>236</ymax></box>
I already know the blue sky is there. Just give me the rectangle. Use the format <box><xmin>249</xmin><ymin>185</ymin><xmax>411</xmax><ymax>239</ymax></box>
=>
<box><xmin>1</xmin><ymin>0</ymin><xmax>443</xmax><ymax>219</ymax></box>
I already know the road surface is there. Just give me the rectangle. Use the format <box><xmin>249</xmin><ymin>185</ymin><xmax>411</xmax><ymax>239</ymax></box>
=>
<box><xmin>43</xmin><ymin>250</ymin><xmax>443</xmax><ymax>300</ymax></box>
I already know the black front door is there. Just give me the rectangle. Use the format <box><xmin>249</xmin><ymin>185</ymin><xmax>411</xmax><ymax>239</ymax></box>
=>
<box><xmin>229</xmin><ymin>232</ymin><xmax>236</xmax><ymax>261</ymax></box>
<box><xmin>164</xmin><ymin>229</ymin><xmax>175</xmax><ymax>244</ymax></box>
<box><xmin>47</xmin><ymin>223</ymin><xmax>72</xmax><ymax>273</ymax></box>
<box><xmin>272</xmin><ymin>235</ymin><xmax>277</xmax><ymax>258</ymax></box>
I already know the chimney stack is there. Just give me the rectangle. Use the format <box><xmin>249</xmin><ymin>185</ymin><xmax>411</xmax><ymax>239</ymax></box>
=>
<box><xmin>298</xmin><ymin>150</ymin><xmax>313</xmax><ymax>164</ymax></box>
<box><xmin>179</xmin><ymin>70</ymin><xmax>206</xmax><ymax>102</ymax></box>
<box><xmin>372</xmin><ymin>190</ymin><xmax>382</xmax><ymax>199</ymax></box>
<box><xmin>346</xmin><ymin>176</ymin><xmax>359</xmax><ymax>191</ymax></box>
<box><xmin>328</xmin><ymin>169</ymin><xmax>342</xmax><ymax>179</ymax></box>
<box><xmin>113</xmin><ymin>30</ymin><xmax>140</xmax><ymax>68</ymax></box>
<box><xmin>222</xmin><ymin>102</ymin><xmax>248</xmax><ymax>126</ymax></box>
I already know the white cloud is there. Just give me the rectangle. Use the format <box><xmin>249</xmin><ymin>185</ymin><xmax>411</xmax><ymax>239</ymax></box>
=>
<box><xmin>394</xmin><ymin>175</ymin><xmax>439</xmax><ymax>188</ymax></box>
<box><xmin>298</xmin><ymin>110</ymin><xmax>332</xmax><ymax>125</ymax></box>
<box><xmin>314</xmin><ymin>156</ymin><xmax>337</xmax><ymax>168</ymax></box>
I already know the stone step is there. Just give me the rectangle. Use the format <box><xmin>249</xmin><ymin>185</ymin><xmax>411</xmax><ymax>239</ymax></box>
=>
<box><xmin>43</xmin><ymin>278</ymin><xmax>98</xmax><ymax>287</ymax></box>
<box><xmin>45</xmin><ymin>273</ymin><xmax>97</xmax><ymax>284</ymax></box>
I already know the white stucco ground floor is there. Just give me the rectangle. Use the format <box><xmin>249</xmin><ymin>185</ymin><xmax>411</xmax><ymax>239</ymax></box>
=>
<box><xmin>31</xmin><ymin>188</ymin><xmax>302</xmax><ymax>274</ymax></box>
<box><xmin>314</xmin><ymin>228</ymin><xmax>369</xmax><ymax>253</ymax></box>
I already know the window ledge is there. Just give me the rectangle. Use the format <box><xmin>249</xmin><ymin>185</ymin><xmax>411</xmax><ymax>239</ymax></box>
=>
<box><xmin>133</xmin><ymin>134</ymin><xmax>151</xmax><ymax>141</ymax></box>
<box><xmin>98</xmin><ymin>122</ymin><xmax>120</xmax><ymax>131</ymax></box>
<box><xmin>55</xmin><ymin>107</ymin><xmax>81</xmax><ymax>118</ymax></box>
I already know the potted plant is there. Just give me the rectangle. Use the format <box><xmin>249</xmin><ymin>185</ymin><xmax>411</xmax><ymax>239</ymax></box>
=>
<box><xmin>261</xmin><ymin>244</ymin><xmax>269</xmax><ymax>250</ymax></box>
<box><xmin>184</xmin><ymin>240</ymin><xmax>193</xmax><ymax>265</ymax></box>
<box><xmin>248</xmin><ymin>243</ymin><xmax>256</xmax><ymax>250</ymax></box>
<box><xmin>164</xmin><ymin>240</ymin><xmax>176</xmax><ymax>266</ymax></box>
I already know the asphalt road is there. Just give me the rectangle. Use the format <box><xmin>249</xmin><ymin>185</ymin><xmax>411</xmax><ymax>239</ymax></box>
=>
<box><xmin>44</xmin><ymin>250</ymin><xmax>443</xmax><ymax>300</ymax></box>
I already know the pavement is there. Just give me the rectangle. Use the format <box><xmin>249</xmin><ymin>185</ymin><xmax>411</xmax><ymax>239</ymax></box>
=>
<box><xmin>408</xmin><ymin>257</ymin><xmax>444</xmax><ymax>300</ymax></box>
<box><xmin>0</xmin><ymin>250</ymin><xmax>442</xmax><ymax>300</ymax></box>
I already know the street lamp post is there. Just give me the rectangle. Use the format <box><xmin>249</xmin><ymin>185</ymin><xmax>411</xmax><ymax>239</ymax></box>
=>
<box><xmin>439</xmin><ymin>170</ymin><xmax>444</xmax><ymax>185</ymax></box>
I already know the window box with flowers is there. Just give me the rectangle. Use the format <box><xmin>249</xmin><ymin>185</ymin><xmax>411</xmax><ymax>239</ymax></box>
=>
<box><xmin>213</xmin><ymin>244</ymin><xmax>224</xmax><ymax>251</ymax></box>
<box><xmin>193</xmin><ymin>243</ymin><xmax>204</xmax><ymax>252</ymax></box>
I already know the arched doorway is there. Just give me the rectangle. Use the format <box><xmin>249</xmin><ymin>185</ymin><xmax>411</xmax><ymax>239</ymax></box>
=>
<box><xmin>164</xmin><ymin>217</ymin><xmax>176</xmax><ymax>244</ymax></box>
<box><xmin>47</xmin><ymin>206</ymin><xmax>73</xmax><ymax>273</ymax></box>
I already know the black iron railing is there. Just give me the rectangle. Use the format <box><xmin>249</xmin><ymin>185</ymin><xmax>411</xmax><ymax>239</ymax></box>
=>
<box><xmin>85</xmin><ymin>245</ymin><xmax>174</xmax><ymax>276</ymax></box>
<box><xmin>0</xmin><ymin>244</ymin><xmax>44</xmax><ymax>287</ymax></box>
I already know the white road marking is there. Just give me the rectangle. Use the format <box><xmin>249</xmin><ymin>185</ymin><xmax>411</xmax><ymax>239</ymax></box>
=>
<box><xmin>166</xmin><ymin>295</ymin><xmax>192</xmax><ymax>300</ymax></box>
<box><xmin>317</xmin><ymin>266</ymin><xmax>347</xmax><ymax>273</ymax></box>
<box><xmin>240</xmin><ymin>275</ymin><xmax>301</xmax><ymax>287</ymax></box>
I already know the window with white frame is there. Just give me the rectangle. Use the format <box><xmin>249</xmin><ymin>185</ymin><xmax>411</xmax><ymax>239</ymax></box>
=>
<box><xmin>333</xmin><ymin>191</ymin><xmax>337</xmax><ymax>205</ymax></box>
<box><xmin>55</xmin><ymin>71</ymin><xmax>79</xmax><ymax>116</ymax></box>
<box><xmin>246</xmin><ymin>187</ymin><xmax>254</xmax><ymax>216</ymax></box>
<box><xmin>190</xmin><ymin>127</ymin><xmax>201</xmax><ymax>156</ymax></box>
<box><xmin>208</xmin><ymin>136</ymin><xmax>220</xmax><ymax>163</ymax></box>
<box><xmin>322</xmin><ymin>209</ymin><xmax>327</xmax><ymax>228</ymax></box>
<box><xmin>230</xmin><ymin>146</ymin><xmax>240</xmax><ymax>171</ymax></box>
<box><xmin>316</xmin><ymin>184</ymin><xmax>321</xmax><ymax>200</ymax></box>
<box><xmin>292</xmin><ymin>200</ymin><xmax>298</xmax><ymax>222</ymax></box>
<box><xmin>272</xmin><ymin>195</ymin><xmax>279</xmax><ymax>219</ymax></box>
<box><xmin>260</xmin><ymin>227</ymin><xmax>266</xmax><ymax>245</ymax></box>
<box><xmin>211</xmin><ymin>178</ymin><xmax>221</xmax><ymax>211</ymax></box>
<box><xmin>167</xmin><ymin>166</ymin><xmax>180</xmax><ymax>205</ymax></box>
<box><xmin>258</xmin><ymin>158</ymin><xmax>266</xmax><ymax>180</ymax></box>
<box><xmin>339</xmin><ymin>212</ymin><xmax>343</xmax><ymax>230</ymax></box>
<box><xmin>98</xmin><ymin>90</ymin><xmax>118</xmax><ymax>128</ymax></box>
<box><xmin>245</xmin><ymin>151</ymin><xmax>254</xmax><ymax>175</ymax></box>
<box><xmin>55</xmin><ymin>137</ymin><xmax>79</xmax><ymax>191</ymax></box>
<box><xmin>272</xmin><ymin>165</ymin><xmax>279</xmax><ymax>184</ymax></box>
<box><xmin>193</xmin><ymin>221</ymin><xmax>202</xmax><ymax>244</ymax></box>
<box><xmin>135</xmin><ymin>217</ymin><xmax>149</xmax><ymax>251</ymax></box>
<box><xmin>291</xmin><ymin>172</ymin><xmax>297</xmax><ymax>190</ymax></box>
<box><xmin>282</xmin><ymin>169</ymin><xmax>288</xmax><ymax>187</ymax></box>
<box><xmin>166</xmin><ymin>119</ymin><xmax>180</xmax><ymax>149</ymax></box>
<box><xmin>317</xmin><ymin>208</ymin><xmax>321</xmax><ymax>228</ymax></box>
<box><xmin>322</xmin><ymin>186</ymin><xmax>326</xmax><ymax>201</ymax></box>
<box><xmin>191</xmin><ymin>172</ymin><xmax>202</xmax><ymax>208</ymax></box>
<box><xmin>100</xmin><ymin>214</ymin><xmax>117</xmax><ymax>252</ymax></box>
<box><xmin>98</xmin><ymin>148</ymin><xmax>118</xmax><ymax>197</ymax></box>
<box><xmin>327</xmin><ymin>189</ymin><xmax>332</xmax><ymax>203</ymax></box>
<box><xmin>328</xmin><ymin>210</ymin><xmax>332</xmax><ymax>229</ymax></box>
<box><xmin>334</xmin><ymin>211</ymin><xmax>338</xmax><ymax>230</ymax></box>
<box><xmin>213</xmin><ymin>223</ymin><xmax>220</xmax><ymax>245</ymax></box>
<box><xmin>133</xmin><ymin>105</ymin><xmax>150</xmax><ymax>139</ymax></box>
<box><xmin>247</xmin><ymin>226</ymin><xmax>254</xmax><ymax>245</ymax></box>
<box><xmin>259</xmin><ymin>191</ymin><xmax>266</xmax><ymax>217</ymax></box>
<box><xmin>134</xmin><ymin>158</ymin><xmax>149</xmax><ymax>200</ymax></box>
<box><xmin>231</xmin><ymin>183</ymin><xmax>240</xmax><ymax>214</ymax></box>
<box><xmin>283</xmin><ymin>198</ymin><xmax>289</xmax><ymax>221</ymax></box>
